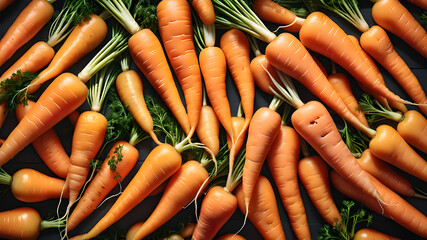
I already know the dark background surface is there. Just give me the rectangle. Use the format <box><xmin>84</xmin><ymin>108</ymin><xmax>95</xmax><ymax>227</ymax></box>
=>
<box><xmin>0</xmin><ymin>0</ymin><xmax>426</xmax><ymax>239</ymax></box>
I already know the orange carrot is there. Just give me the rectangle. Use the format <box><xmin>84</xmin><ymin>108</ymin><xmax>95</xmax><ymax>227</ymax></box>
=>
<box><xmin>28</xmin><ymin>14</ymin><xmax>108</xmax><ymax>94</ymax></box>
<box><xmin>265</xmin><ymin>33</ymin><xmax>376</xmax><ymax>138</ymax></box>
<box><xmin>396</xmin><ymin>110</ymin><xmax>427</xmax><ymax>153</ymax></box>
<box><xmin>0</xmin><ymin>168</ymin><xmax>67</xmax><ymax>202</ymax></box>
<box><xmin>217</xmin><ymin>234</ymin><xmax>247</xmax><ymax>240</ymax></box>
<box><xmin>192</xmin><ymin>0</ymin><xmax>215</xmax><ymax>25</ymax></box>
<box><xmin>298</xmin><ymin>12</ymin><xmax>407</xmax><ymax>105</ymax></box>
<box><xmin>158</xmin><ymin>0</ymin><xmax>202</xmax><ymax>139</ymax></box>
<box><xmin>371</xmin><ymin>0</ymin><xmax>427</xmax><ymax>58</ymax></box>
<box><xmin>369</xmin><ymin>124</ymin><xmax>427</xmax><ymax>182</ymax></box>
<box><xmin>360</xmin><ymin>25</ymin><xmax>427</xmax><ymax>115</ymax></box>
<box><xmin>0</xmin><ymin>103</ymin><xmax>6</xmax><ymax>129</ymax></box>
<box><xmin>116</xmin><ymin>69</ymin><xmax>161</xmax><ymax>145</ymax></box>
<box><xmin>330</xmin><ymin>170</ymin><xmax>427</xmax><ymax>238</ymax></box>
<box><xmin>291</xmin><ymin>101</ymin><xmax>383</xmax><ymax>204</ymax></box>
<box><xmin>130</xmin><ymin>160</ymin><xmax>209</xmax><ymax>240</ymax></box>
<box><xmin>129</xmin><ymin>29</ymin><xmax>191</xmax><ymax>135</ymax></box>
<box><xmin>235</xmin><ymin>175</ymin><xmax>287</xmax><ymax>240</ymax></box>
<box><xmin>354</xmin><ymin>228</ymin><xmax>401</xmax><ymax>240</ymax></box>
<box><xmin>252</xmin><ymin>0</ymin><xmax>304</xmax><ymax>32</ymax></box>
<box><xmin>15</xmin><ymin>100</ymin><xmax>70</xmax><ymax>179</ymax></box>
<box><xmin>267</xmin><ymin>125</ymin><xmax>311</xmax><ymax>239</ymax></box>
<box><xmin>70</xmin><ymin>144</ymin><xmax>182</xmax><ymax>240</ymax></box>
<box><xmin>241</xmin><ymin>107</ymin><xmax>281</xmax><ymax>208</ymax></box>
<box><xmin>192</xmin><ymin>186</ymin><xmax>238</xmax><ymax>240</ymax></box>
<box><xmin>0</xmin><ymin>73</ymin><xmax>88</xmax><ymax>167</ymax></box>
<box><xmin>66</xmin><ymin>141</ymin><xmax>139</xmax><ymax>232</ymax></box>
<box><xmin>250</xmin><ymin>54</ymin><xmax>279</xmax><ymax>95</ymax></box>
<box><xmin>67</xmin><ymin>110</ymin><xmax>80</xmax><ymax>127</ymax></box>
<box><xmin>196</xmin><ymin>105</ymin><xmax>220</xmax><ymax>156</ymax></box>
<box><xmin>298</xmin><ymin>155</ymin><xmax>341</xmax><ymax>226</ymax></box>
<box><xmin>226</xmin><ymin>115</ymin><xmax>246</xmax><ymax>156</ymax></box>
<box><xmin>0</xmin><ymin>0</ymin><xmax>53</xmax><ymax>68</ymax></box>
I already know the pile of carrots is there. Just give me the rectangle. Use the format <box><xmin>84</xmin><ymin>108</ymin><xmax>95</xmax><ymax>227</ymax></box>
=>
<box><xmin>0</xmin><ymin>0</ymin><xmax>426</xmax><ymax>239</ymax></box>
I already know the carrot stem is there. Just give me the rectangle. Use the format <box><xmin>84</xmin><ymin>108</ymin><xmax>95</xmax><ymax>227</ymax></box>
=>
<box><xmin>87</xmin><ymin>63</ymin><xmax>120</xmax><ymax>112</ymax></box>
<box><xmin>95</xmin><ymin>0</ymin><xmax>140</xmax><ymax>34</ymax></box>
<box><xmin>0</xmin><ymin>168</ymin><xmax>12</xmax><ymax>185</ymax></box>
<box><xmin>359</xmin><ymin>94</ymin><xmax>404</xmax><ymax>123</ymax></box>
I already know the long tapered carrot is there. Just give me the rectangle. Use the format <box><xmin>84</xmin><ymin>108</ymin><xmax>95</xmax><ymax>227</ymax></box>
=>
<box><xmin>129</xmin><ymin>29</ymin><xmax>191</xmax><ymax>135</ymax></box>
<box><xmin>265</xmin><ymin>33</ymin><xmax>376</xmax><ymax>138</ymax></box>
<box><xmin>196</xmin><ymin>105</ymin><xmax>220</xmax><ymax>156</ymax></box>
<box><xmin>360</xmin><ymin>25</ymin><xmax>427</xmax><ymax>115</ymax></box>
<box><xmin>70</xmin><ymin>144</ymin><xmax>182</xmax><ymax>240</ymax></box>
<box><xmin>66</xmin><ymin>141</ymin><xmax>139</xmax><ymax>232</ymax></box>
<box><xmin>267</xmin><ymin>125</ymin><xmax>311</xmax><ymax>239</ymax></box>
<box><xmin>291</xmin><ymin>101</ymin><xmax>383</xmax><ymax>204</ymax></box>
<box><xmin>192</xmin><ymin>0</ymin><xmax>215</xmax><ymax>25</ymax></box>
<box><xmin>226</xmin><ymin>115</ymin><xmax>246</xmax><ymax>156</ymax></box>
<box><xmin>131</xmin><ymin>160</ymin><xmax>209</xmax><ymax>240</ymax></box>
<box><xmin>298</xmin><ymin>155</ymin><xmax>341</xmax><ymax>226</ymax></box>
<box><xmin>330</xmin><ymin>170</ymin><xmax>427</xmax><ymax>238</ymax></box>
<box><xmin>15</xmin><ymin>100</ymin><xmax>70</xmax><ymax>179</ymax></box>
<box><xmin>298</xmin><ymin>12</ymin><xmax>407</xmax><ymax>105</ymax></box>
<box><xmin>371</xmin><ymin>0</ymin><xmax>427</xmax><ymax>58</ymax></box>
<box><xmin>27</xmin><ymin>14</ymin><xmax>108</xmax><ymax>94</ymax></box>
<box><xmin>0</xmin><ymin>73</ymin><xmax>88</xmax><ymax>167</ymax></box>
<box><xmin>369</xmin><ymin>124</ymin><xmax>427</xmax><ymax>182</ymax></box>
<box><xmin>157</xmin><ymin>0</ymin><xmax>202</xmax><ymax>139</ymax></box>
<box><xmin>252</xmin><ymin>0</ymin><xmax>304</xmax><ymax>32</ymax></box>
<box><xmin>0</xmin><ymin>0</ymin><xmax>53</xmax><ymax>68</ymax></box>
<box><xmin>235</xmin><ymin>175</ymin><xmax>287</xmax><ymax>240</ymax></box>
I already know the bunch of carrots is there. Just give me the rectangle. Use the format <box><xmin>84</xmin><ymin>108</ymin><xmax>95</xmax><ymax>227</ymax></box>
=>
<box><xmin>0</xmin><ymin>0</ymin><xmax>426</xmax><ymax>239</ymax></box>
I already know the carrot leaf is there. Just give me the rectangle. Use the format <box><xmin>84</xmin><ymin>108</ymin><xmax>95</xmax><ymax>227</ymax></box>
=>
<box><xmin>0</xmin><ymin>70</ymin><xmax>37</xmax><ymax>112</ymax></box>
<box><xmin>105</xmin><ymin>88</ymin><xmax>135</xmax><ymax>144</ymax></box>
<box><xmin>338</xmin><ymin>120</ymin><xmax>369</xmax><ymax>157</ymax></box>
<box><xmin>358</xmin><ymin>93</ymin><xmax>404</xmax><ymax>124</ymax></box>
<box><xmin>420</xmin><ymin>11</ymin><xmax>427</xmax><ymax>26</ymax></box>
<box><xmin>133</xmin><ymin>0</ymin><xmax>158</xmax><ymax>32</ymax></box>
<box><xmin>274</xmin><ymin>0</ymin><xmax>310</xmax><ymax>18</ymax></box>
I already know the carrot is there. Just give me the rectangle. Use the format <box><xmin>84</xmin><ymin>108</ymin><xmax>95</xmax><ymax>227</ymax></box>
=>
<box><xmin>15</xmin><ymin>100</ymin><xmax>70</xmax><ymax>179</ymax></box>
<box><xmin>235</xmin><ymin>175</ymin><xmax>287</xmax><ymax>240</ymax></box>
<box><xmin>0</xmin><ymin>73</ymin><xmax>88</xmax><ymax>167</ymax></box>
<box><xmin>0</xmin><ymin>0</ymin><xmax>53</xmax><ymax>68</ymax></box>
<box><xmin>129</xmin><ymin>29</ymin><xmax>191</xmax><ymax>135</ymax></box>
<box><xmin>67</xmin><ymin>110</ymin><xmax>80</xmax><ymax>127</ymax></box>
<box><xmin>298</xmin><ymin>12</ymin><xmax>407</xmax><ymax>105</ymax></box>
<box><xmin>116</xmin><ymin>69</ymin><xmax>161</xmax><ymax>145</ymax></box>
<box><xmin>70</xmin><ymin>144</ymin><xmax>182</xmax><ymax>240</ymax></box>
<box><xmin>192</xmin><ymin>186</ymin><xmax>238</xmax><ymax>240</ymax></box>
<box><xmin>330</xmin><ymin>171</ymin><xmax>427</xmax><ymax>238</ymax></box>
<box><xmin>0</xmin><ymin>0</ymin><xmax>14</xmax><ymax>11</ymax></box>
<box><xmin>298</xmin><ymin>155</ymin><xmax>341</xmax><ymax>226</ymax></box>
<box><xmin>357</xmin><ymin>149</ymin><xmax>418</xmax><ymax>198</ymax></box>
<box><xmin>196</xmin><ymin>104</ymin><xmax>220</xmax><ymax>156</ymax></box>
<box><xmin>66</xmin><ymin>141</ymin><xmax>139</xmax><ymax>232</ymax></box>
<box><xmin>267</xmin><ymin>124</ymin><xmax>311</xmax><ymax>239</ymax></box>
<box><xmin>0</xmin><ymin>207</ymin><xmax>65</xmax><ymax>240</ymax></box>
<box><xmin>0</xmin><ymin>168</ymin><xmax>67</xmax><ymax>202</ymax></box>
<box><xmin>371</xmin><ymin>0</ymin><xmax>427</xmax><ymax>58</ymax></box>
<box><xmin>130</xmin><ymin>160</ymin><xmax>209</xmax><ymax>240</ymax></box>
<box><xmin>227</xmin><ymin>115</ymin><xmax>246</xmax><ymax>156</ymax></box>
<box><xmin>66</xmin><ymin>110</ymin><xmax>108</xmax><ymax>208</ymax></box>
<box><xmin>353</xmin><ymin>228</ymin><xmax>401</xmax><ymax>240</ymax></box>
<box><xmin>241</xmin><ymin>107</ymin><xmax>281</xmax><ymax>213</ymax></box>
<box><xmin>27</xmin><ymin>14</ymin><xmax>108</xmax><ymax>94</ymax></box>
<box><xmin>192</xmin><ymin>0</ymin><xmax>215</xmax><ymax>25</ymax></box>
<box><xmin>291</xmin><ymin>101</ymin><xmax>383</xmax><ymax>204</ymax></box>
<box><xmin>369</xmin><ymin>124</ymin><xmax>427</xmax><ymax>182</ymax></box>
<box><xmin>252</xmin><ymin>0</ymin><xmax>304</xmax><ymax>32</ymax></box>
<box><xmin>217</xmin><ymin>234</ymin><xmax>247</xmax><ymax>240</ymax></box>
<box><xmin>157</xmin><ymin>0</ymin><xmax>203</xmax><ymax>139</ymax></box>
<box><xmin>265</xmin><ymin>33</ymin><xmax>377</xmax><ymax>138</ymax></box>
<box><xmin>360</xmin><ymin>25</ymin><xmax>427</xmax><ymax>115</ymax></box>
<box><xmin>250</xmin><ymin>54</ymin><xmax>280</xmax><ymax>95</ymax></box>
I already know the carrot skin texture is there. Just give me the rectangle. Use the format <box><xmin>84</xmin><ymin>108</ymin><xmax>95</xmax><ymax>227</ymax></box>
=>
<box><xmin>331</xmin><ymin>171</ymin><xmax>427</xmax><ymax>238</ymax></box>
<box><xmin>15</xmin><ymin>100</ymin><xmax>70</xmax><ymax>179</ymax></box>
<box><xmin>291</xmin><ymin>101</ymin><xmax>381</xmax><ymax>203</ymax></box>
<box><xmin>298</xmin><ymin>156</ymin><xmax>341</xmax><ymax>226</ymax></box>
<box><xmin>372</xmin><ymin>0</ymin><xmax>427</xmax><ymax>58</ymax></box>
<box><xmin>242</xmin><ymin>107</ymin><xmax>281</xmax><ymax>206</ymax></box>
<box><xmin>0</xmin><ymin>0</ymin><xmax>53</xmax><ymax>68</ymax></box>
<box><xmin>235</xmin><ymin>175</ymin><xmax>287</xmax><ymax>240</ymax></box>
<box><xmin>129</xmin><ymin>29</ymin><xmax>191</xmax><ymax>134</ymax></box>
<box><xmin>397</xmin><ymin>110</ymin><xmax>427</xmax><ymax>153</ymax></box>
<box><xmin>192</xmin><ymin>0</ymin><xmax>215</xmax><ymax>25</ymax></box>
<box><xmin>131</xmin><ymin>160</ymin><xmax>209</xmax><ymax>240</ymax></box>
<box><xmin>66</xmin><ymin>141</ymin><xmax>139</xmax><ymax>232</ymax></box>
<box><xmin>0</xmin><ymin>73</ymin><xmax>88</xmax><ymax>167</ymax></box>
<box><xmin>29</xmin><ymin>14</ymin><xmax>108</xmax><ymax>93</ymax></box>
<box><xmin>360</xmin><ymin>26</ymin><xmax>427</xmax><ymax>115</ymax></box>
<box><xmin>267</xmin><ymin>126</ymin><xmax>311</xmax><ymax>240</ymax></box>
<box><xmin>71</xmin><ymin>144</ymin><xmax>182</xmax><ymax>240</ymax></box>
<box><xmin>0</xmin><ymin>207</ymin><xmax>41</xmax><ymax>240</ymax></box>
<box><xmin>369</xmin><ymin>124</ymin><xmax>427</xmax><ymax>182</ymax></box>
<box><xmin>354</xmin><ymin>228</ymin><xmax>401</xmax><ymax>240</ymax></box>
<box><xmin>357</xmin><ymin>149</ymin><xmax>415</xmax><ymax>197</ymax></box>
<box><xmin>157</xmin><ymin>0</ymin><xmax>202</xmax><ymax>138</ymax></box>
<box><xmin>196</xmin><ymin>105</ymin><xmax>220</xmax><ymax>156</ymax></box>
<box><xmin>266</xmin><ymin>33</ymin><xmax>375</xmax><ymax>138</ymax></box>
<box><xmin>252</xmin><ymin>0</ymin><xmax>303</xmax><ymax>32</ymax></box>
<box><xmin>192</xmin><ymin>186</ymin><xmax>237</xmax><ymax>240</ymax></box>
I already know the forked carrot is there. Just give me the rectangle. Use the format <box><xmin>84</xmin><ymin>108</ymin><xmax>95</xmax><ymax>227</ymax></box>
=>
<box><xmin>252</xmin><ymin>0</ymin><xmax>304</xmax><ymax>32</ymax></box>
